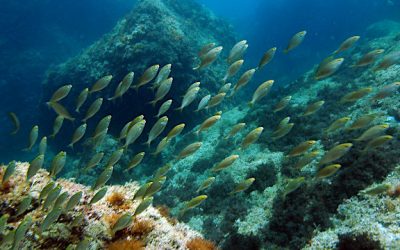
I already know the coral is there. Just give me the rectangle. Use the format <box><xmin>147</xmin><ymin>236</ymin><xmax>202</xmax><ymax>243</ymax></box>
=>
<box><xmin>106</xmin><ymin>192</ymin><xmax>126</xmax><ymax>207</ymax></box>
<box><xmin>106</xmin><ymin>239</ymin><xmax>145</xmax><ymax>250</ymax></box>
<box><xmin>129</xmin><ymin>218</ymin><xmax>154</xmax><ymax>238</ymax></box>
<box><xmin>157</xmin><ymin>205</ymin><xmax>178</xmax><ymax>225</ymax></box>
<box><xmin>186</xmin><ymin>237</ymin><xmax>217</xmax><ymax>250</ymax></box>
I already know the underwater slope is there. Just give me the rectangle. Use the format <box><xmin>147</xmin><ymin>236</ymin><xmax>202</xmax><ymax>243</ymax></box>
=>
<box><xmin>41</xmin><ymin>0</ymin><xmax>235</xmax><ymax>136</ymax></box>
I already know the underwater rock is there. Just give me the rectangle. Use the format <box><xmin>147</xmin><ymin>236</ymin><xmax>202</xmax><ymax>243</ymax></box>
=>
<box><xmin>0</xmin><ymin>162</ymin><xmax>207</xmax><ymax>249</ymax></box>
<box><xmin>41</xmin><ymin>0</ymin><xmax>235</xmax><ymax>134</ymax></box>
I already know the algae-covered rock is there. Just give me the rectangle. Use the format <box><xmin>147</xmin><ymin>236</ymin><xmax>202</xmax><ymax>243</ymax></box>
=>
<box><xmin>41</xmin><ymin>0</ymin><xmax>235</xmax><ymax>134</ymax></box>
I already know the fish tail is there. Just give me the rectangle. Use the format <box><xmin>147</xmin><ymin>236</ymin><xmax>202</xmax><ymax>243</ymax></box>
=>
<box><xmin>247</xmin><ymin>102</ymin><xmax>254</xmax><ymax>108</ymax></box>
<box><xmin>67</xmin><ymin>143</ymin><xmax>74</xmax><ymax>150</ymax></box>
<box><xmin>75</xmin><ymin>108</ymin><xmax>80</xmax><ymax>113</ymax></box>
<box><xmin>174</xmin><ymin>107</ymin><xmax>183</xmax><ymax>112</ymax></box>
<box><xmin>22</xmin><ymin>147</ymin><xmax>30</xmax><ymax>152</ymax></box>
<box><xmin>283</xmin><ymin>49</ymin><xmax>289</xmax><ymax>54</ymax></box>
<box><xmin>107</xmin><ymin>97</ymin><xmax>115</xmax><ymax>101</ymax></box>
<box><xmin>148</xmin><ymin>100</ymin><xmax>157</xmax><ymax>107</ymax></box>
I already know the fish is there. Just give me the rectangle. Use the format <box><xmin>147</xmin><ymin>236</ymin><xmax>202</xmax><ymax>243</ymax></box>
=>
<box><xmin>41</xmin><ymin>207</ymin><xmax>62</xmax><ymax>232</ymax></box>
<box><xmin>12</xmin><ymin>215</ymin><xmax>32</xmax><ymax>249</ymax></box>
<box><xmin>258</xmin><ymin>47</ymin><xmax>277</xmax><ymax>69</ymax></box>
<box><xmin>273</xmin><ymin>96</ymin><xmax>292</xmax><ymax>112</ymax></box>
<box><xmin>241</xmin><ymin>127</ymin><xmax>263</xmax><ymax>149</ymax></box>
<box><xmin>193</xmin><ymin>46</ymin><xmax>223</xmax><ymax>70</ymax></box>
<box><xmin>301</xmin><ymin>100</ymin><xmax>325</xmax><ymax>116</ymax></box>
<box><xmin>50</xmin><ymin>116</ymin><xmax>64</xmax><ymax>138</ymax></box>
<box><xmin>112</xmin><ymin>213</ymin><xmax>133</xmax><ymax>235</ymax></box>
<box><xmin>232</xmin><ymin>69</ymin><xmax>256</xmax><ymax>94</ymax></box>
<box><xmin>89</xmin><ymin>75</ymin><xmax>113</xmax><ymax>94</ymax></box>
<box><xmin>7</xmin><ymin>112</ymin><xmax>20</xmax><ymax>135</ymax></box>
<box><xmin>47</xmin><ymin>84</ymin><xmax>72</xmax><ymax>104</ymax></box>
<box><xmin>151</xmin><ymin>137</ymin><xmax>170</xmax><ymax>156</ymax></box>
<box><xmin>277</xmin><ymin>117</ymin><xmax>291</xmax><ymax>130</ymax></box>
<box><xmin>126</xmin><ymin>152</ymin><xmax>145</xmax><ymax>171</ymax></box>
<box><xmin>133</xmin><ymin>182</ymin><xmax>153</xmax><ymax>201</ymax></box>
<box><xmin>284</xmin><ymin>31</ymin><xmax>307</xmax><ymax>53</ymax></box>
<box><xmin>53</xmin><ymin>191</ymin><xmax>69</xmax><ymax>209</ymax></box>
<box><xmin>124</xmin><ymin>119</ymin><xmax>146</xmax><ymax>149</ymax></box>
<box><xmin>272</xmin><ymin>123</ymin><xmax>294</xmax><ymax>140</ymax></box>
<box><xmin>187</xmin><ymin>82</ymin><xmax>201</xmax><ymax>92</ymax></box>
<box><xmin>152</xmin><ymin>164</ymin><xmax>172</xmax><ymax>181</ymax></box>
<box><xmin>353</xmin><ymin>49</ymin><xmax>385</xmax><ymax>67</ymax></box>
<box><xmin>108</xmin><ymin>72</ymin><xmax>134</xmax><ymax>100</ymax></box>
<box><xmin>248</xmin><ymin>80</ymin><xmax>274</xmax><ymax>107</ymax></box>
<box><xmin>315</xmin><ymin>58</ymin><xmax>344</xmax><ymax>80</ymax></box>
<box><xmin>0</xmin><ymin>214</ymin><xmax>9</xmax><ymax>235</ymax></box>
<box><xmin>295</xmin><ymin>150</ymin><xmax>320</xmax><ymax>169</ymax></box>
<box><xmin>207</xmin><ymin>93</ymin><xmax>226</xmax><ymax>109</ymax></box>
<box><xmin>325</xmin><ymin>117</ymin><xmax>351</xmax><ymax>133</ymax></box>
<box><xmin>195</xmin><ymin>115</ymin><xmax>221</xmax><ymax>135</ymax></box>
<box><xmin>362</xmin><ymin>183</ymin><xmax>391</xmax><ymax>195</ymax></box>
<box><xmin>340</xmin><ymin>87</ymin><xmax>373</xmax><ymax>103</ymax></box>
<box><xmin>196</xmin><ymin>177</ymin><xmax>216</xmax><ymax>193</ymax></box>
<box><xmin>155</xmin><ymin>99</ymin><xmax>172</xmax><ymax>118</ymax></box>
<box><xmin>39</xmin><ymin>181</ymin><xmax>56</xmax><ymax>201</ymax></box>
<box><xmin>26</xmin><ymin>154</ymin><xmax>44</xmax><ymax>181</ymax></box>
<box><xmin>119</xmin><ymin>119</ymin><xmax>136</xmax><ymax>141</ymax></box>
<box><xmin>227</xmin><ymin>40</ymin><xmax>248</xmax><ymax>64</ymax></box>
<box><xmin>346</xmin><ymin>113</ymin><xmax>381</xmax><ymax>131</ymax></box>
<box><xmin>39</xmin><ymin>136</ymin><xmax>47</xmax><ymax>156</ymax></box>
<box><xmin>211</xmin><ymin>155</ymin><xmax>239</xmax><ymax>172</ymax></box>
<box><xmin>152</xmin><ymin>64</ymin><xmax>172</xmax><ymax>90</ymax></box>
<box><xmin>89</xmin><ymin>187</ymin><xmax>108</xmax><ymax>204</ymax></box>
<box><xmin>229</xmin><ymin>178</ymin><xmax>255</xmax><ymax>195</ymax></box>
<box><xmin>144</xmin><ymin>177</ymin><xmax>166</xmax><ymax>197</ymax></box>
<box><xmin>48</xmin><ymin>102</ymin><xmax>75</xmax><ymax>121</ymax></box>
<box><xmin>316</xmin><ymin>164</ymin><xmax>341</xmax><ymax>178</ymax></box>
<box><xmin>105</xmin><ymin>148</ymin><xmax>124</xmax><ymax>167</ymax></box>
<box><xmin>318</xmin><ymin>143</ymin><xmax>353</xmax><ymax>166</ymax></box>
<box><xmin>82</xmin><ymin>98</ymin><xmax>103</xmax><ymax>122</ymax></box>
<box><xmin>362</xmin><ymin>135</ymin><xmax>393</xmax><ymax>152</ymax></box>
<box><xmin>134</xmin><ymin>197</ymin><xmax>153</xmax><ymax>216</ymax></box>
<box><xmin>371</xmin><ymin>82</ymin><xmax>400</xmax><ymax>100</ymax></box>
<box><xmin>149</xmin><ymin>77</ymin><xmax>173</xmax><ymax>106</ymax></box>
<box><xmin>68</xmin><ymin>123</ymin><xmax>87</xmax><ymax>149</ymax></box>
<box><xmin>92</xmin><ymin>165</ymin><xmax>113</xmax><ymax>190</ymax></box>
<box><xmin>43</xmin><ymin>185</ymin><xmax>62</xmax><ymax>210</ymax></box>
<box><xmin>146</xmin><ymin>116</ymin><xmax>168</xmax><ymax>146</ymax></box>
<box><xmin>65</xmin><ymin>191</ymin><xmax>83</xmax><ymax>212</ymax></box>
<box><xmin>176</xmin><ymin>87</ymin><xmax>200</xmax><ymax>111</ymax></box>
<box><xmin>288</xmin><ymin>140</ymin><xmax>316</xmax><ymax>157</ymax></box>
<box><xmin>179</xmin><ymin>195</ymin><xmax>207</xmax><ymax>216</ymax></box>
<box><xmin>16</xmin><ymin>195</ymin><xmax>32</xmax><ymax>216</ymax></box>
<box><xmin>222</xmin><ymin>59</ymin><xmax>244</xmax><ymax>82</ymax></box>
<box><xmin>374</xmin><ymin>51</ymin><xmax>400</xmax><ymax>71</ymax></box>
<box><xmin>76</xmin><ymin>238</ymin><xmax>90</xmax><ymax>250</ymax></box>
<box><xmin>75</xmin><ymin>88</ymin><xmax>89</xmax><ymax>113</ymax></box>
<box><xmin>177</xmin><ymin>142</ymin><xmax>202</xmax><ymax>160</ymax></box>
<box><xmin>282</xmin><ymin>177</ymin><xmax>305</xmax><ymax>197</ymax></box>
<box><xmin>219</xmin><ymin>83</ymin><xmax>232</xmax><ymax>94</ymax></box>
<box><xmin>198</xmin><ymin>42</ymin><xmax>216</xmax><ymax>58</ymax></box>
<box><xmin>93</xmin><ymin>115</ymin><xmax>112</xmax><ymax>139</ymax></box>
<box><xmin>225</xmin><ymin>122</ymin><xmax>246</xmax><ymax>139</ymax></box>
<box><xmin>166</xmin><ymin>123</ymin><xmax>185</xmax><ymax>140</ymax></box>
<box><xmin>354</xmin><ymin>124</ymin><xmax>389</xmax><ymax>141</ymax></box>
<box><xmin>2</xmin><ymin>161</ymin><xmax>16</xmax><ymax>184</ymax></box>
<box><xmin>132</xmin><ymin>64</ymin><xmax>160</xmax><ymax>91</ymax></box>
<box><xmin>50</xmin><ymin>151</ymin><xmax>67</xmax><ymax>178</ymax></box>
<box><xmin>195</xmin><ymin>95</ymin><xmax>211</xmax><ymax>112</ymax></box>
<box><xmin>84</xmin><ymin>152</ymin><xmax>104</xmax><ymax>171</ymax></box>
<box><xmin>25</xmin><ymin>125</ymin><xmax>39</xmax><ymax>151</ymax></box>
<box><xmin>333</xmin><ymin>36</ymin><xmax>360</xmax><ymax>54</ymax></box>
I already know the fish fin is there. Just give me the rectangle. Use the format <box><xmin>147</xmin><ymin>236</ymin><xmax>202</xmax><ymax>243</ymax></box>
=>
<box><xmin>193</xmin><ymin>65</ymin><xmax>200</xmax><ymax>70</ymax></box>
<box><xmin>107</xmin><ymin>96</ymin><xmax>115</xmax><ymax>101</ymax></box>
<box><xmin>148</xmin><ymin>100</ymin><xmax>157</xmax><ymax>107</ymax></box>
<box><xmin>174</xmin><ymin>107</ymin><xmax>183</xmax><ymax>112</ymax></box>
<box><xmin>131</xmin><ymin>85</ymin><xmax>140</xmax><ymax>92</ymax></box>
<box><xmin>67</xmin><ymin>144</ymin><xmax>74</xmax><ymax>150</ymax></box>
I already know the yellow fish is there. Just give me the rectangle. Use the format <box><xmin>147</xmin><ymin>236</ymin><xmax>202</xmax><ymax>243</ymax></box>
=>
<box><xmin>288</xmin><ymin>140</ymin><xmax>316</xmax><ymax>157</ymax></box>
<box><xmin>227</xmin><ymin>40</ymin><xmax>248</xmax><ymax>64</ymax></box>
<box><xmin>166</xmin><ymin>123</ymin><xmax>185</xmax><ymax>140</ymax></box>
<box><xmin>258</xmin><ymin>47</ymin><xmax>277</xmax><ymax>69</ymax></box>
<box><xmin>223</xmin><ymin>59</ymin><xmax>244</xmax><ymax>82</ymax></box>
<box><xmin>374</xmin><ymin>51</ymin><xmax>400</xmax><ymax>71</ymax></box>
<box><xmin>229</xmin><ymin>178</ymin><xmax>255</xmax><ymax>195</ymax></box>
<box><xmin>346</xmin><ymin>113</ymin><xmax>381</xmax><ymax>131</ymax></box>
<box><xmin>241</xmin><ymin>127</ymin><xmax>263</xmax><ymax>149</ymax></box>
<box><xmin>133</xmin><ymin>64</ymin><xmax>160</xmax><ymax>91</ymax></box>
<box><xmin>318</xmin><ymin>143</ymin><xmax>352</xmax><ymax>166</ymax></box>
<box><xmin>284</xmin><ymin>31</ymin><xmax>307</xmax><ymax>53</ymax></box>
<box><xmin>75</xmin><ymin>88</ymin><xmax>89</xmax><ymax>113</ymax></box>
<box><xmin>315</xmin><ymin>58</ymin><xmax>344</xmax><ymax>80</ymax></box>
<box><xmin>177</xmin><ymin>142</ymin><xmax>202</xmax><ymax>160</ymax></box>
<box><xmin>196</xmin><ymin>115</ymin><xmax>221</xmax><ymax>135</ymax></box>
<box><xmin>232</xmin><ymin>69</ymin><xmax>256</xmax><ymax>94</ymax></box>
<box><xmin>225</xmin><ymin>122</ymin><xmax>246</xmax><ymax>139</ymax></box>
<box><xmin>82</xmin><ymin>98</ymin><xmax>103</xmax><ymax>122</ymax></box>
<box><xmin>249</xmin><ymin>80</ymin><xmax>274</xmax><ymax>107</ymax></box>
<box><xmin>193</xmin><ymin>46</ymin><xmax>223</xmax><ymax>70</ymax></box>
<box><xmin>354</xmin><ymin>124</ymin><xmax>389</xmax><ymax>141</ymax></box>
<box><xmin>325</xmin><ymin>117</ymin><xmax>351</xmax><ymax>133</ymax></box>
<box><xmin>362</xmin><ymin>135</ymin><xmax>393</xmax><ymax>152</ymax></box>
<box><xmin>340</xmin><ymin>87</ymin><xmax>372</xmax><ymax>103</ymax></box>
<box><xmin>316</xmin><ymin>164</ymin><xmax>341</xmax><ymax>178</ymax></box>
<box><xmin>8</xmin><ymin>112</ymin><xmax>20</xmax><ymax>135</ymax></box>
<box><xmin>273</xmin><ymin>96</ymin><xmax>292</xmax><ymax>112</ymax></box>
<box><xmin>48</xmin><ymin>102</ymin><xmax>75</xmax><ymax>121</ymax></box>
<box><xmin>50</xmin><ymin>116</ymin><xmax>64</xmax><ymax>138</ymax></box>
<box><xmin>211</xmin><ymin>155</ymin><xmax>239</xmax><ymax>172</ymax></box>
<box><xmin>353</xmin><ymin>49</ymin><xmax>384</xmax><ymax>67</ymax></box>
<box><xmin>47</xmin><ymin>84</ymin><xmax>72</xmax><ymax>104</ymax></box>
<box><xmin>89</xmin><ymin>75</ymin><xmax>113</xmax><ymax>94</ymax></box>
<box><xmin>301</xmin><ymin>101</ymin><xmax>325</xmax><ymax>116</ymax></box>
<box><xmin>371</xmin><ymin>82</ymin><xmax>400</xmax><ymax>101</ymax></box>
<box><xmin>333</xmin><ymin>36</ymin><xmax>360</xmax><ymax>54</ymax></box>
<box><xmin>295</xmin><ymin>150</ymin><xmax>320</xmax><ymax>169</ymax></box>
<box><xmin>272</xmin><ymin>123</ymin><xmax>294</xmax><ymax>140</ymax></box>
<box><xmin>207</xmin><ymin>93</ymin><xmax>226</xmax><ymax>109</ymax></box>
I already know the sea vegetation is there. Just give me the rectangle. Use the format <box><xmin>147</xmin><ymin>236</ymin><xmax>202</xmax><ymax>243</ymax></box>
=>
<box><xmin>2</xmin><ymin>0</ymin><xmax>400</xmax><ymax>249</ymax></box>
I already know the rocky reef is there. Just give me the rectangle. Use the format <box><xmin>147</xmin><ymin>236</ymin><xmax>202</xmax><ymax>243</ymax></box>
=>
<box><xmin>0</xmin><ymin>162</ymin><xmax>211</xmax><ymax>249</ymax></box>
